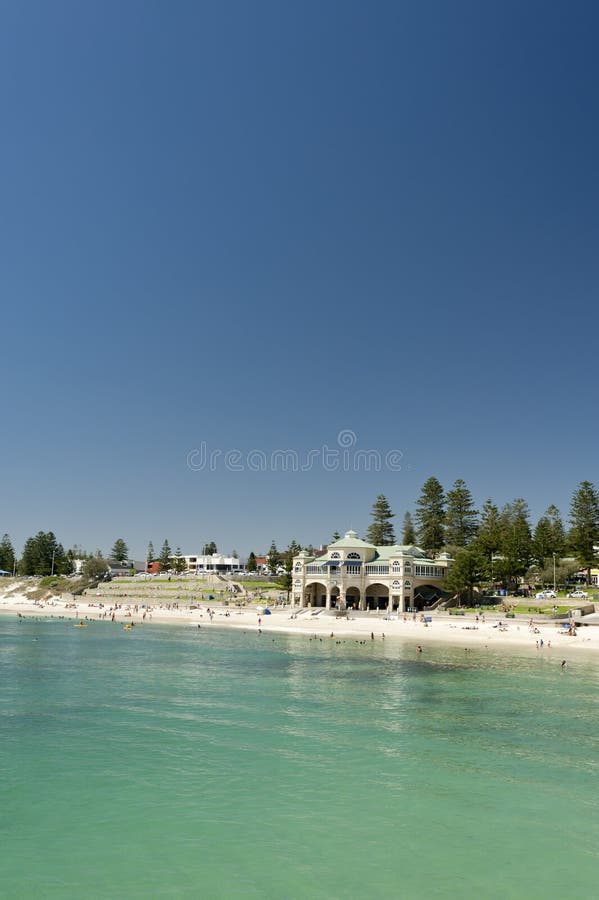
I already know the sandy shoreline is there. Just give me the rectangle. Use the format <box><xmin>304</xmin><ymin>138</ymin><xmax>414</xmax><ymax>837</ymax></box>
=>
<box><xmin>2</xmin><ymin>592</ymin><xmax>598</xmax><ymax>659</ymax></box>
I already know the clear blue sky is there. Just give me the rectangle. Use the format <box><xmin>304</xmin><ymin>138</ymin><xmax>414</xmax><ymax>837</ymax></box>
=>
<box><xmin>1</xmin><ymin>0</ymin><xmax>597</xmax><ymax>559</ymax></box>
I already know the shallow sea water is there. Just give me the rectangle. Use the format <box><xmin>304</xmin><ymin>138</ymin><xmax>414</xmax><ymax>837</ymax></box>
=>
<box><xmin>1</xmin><ymin>617</ymin><xmax>598</xmax><ymax>899</ymax></box>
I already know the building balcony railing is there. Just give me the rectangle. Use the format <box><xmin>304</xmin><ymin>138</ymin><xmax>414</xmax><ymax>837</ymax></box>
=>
<box><xmin>302</xmin><ymin>565</ymin><xmax>445</xmax><ymax>579</ymax></box>
<box><xmin>414</xmin><ymin>567</ymin><xmax>446</xmax><ymax>578</ymax></box>
<box><xmin>304</xmin><ymin>565</ymin><xmax>400</xmax><ymax>577</ymax></box>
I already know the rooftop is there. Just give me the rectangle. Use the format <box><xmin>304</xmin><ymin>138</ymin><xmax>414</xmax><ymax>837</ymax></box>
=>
<box><xmin>327</xmin><ymin>529</ymin><xmax>376</xmax><ymax>549</ymax></box>
<box><xmin>295</xmin><ymin>530</ymin><xmax>452</xmax><ymax>566</ymax></box>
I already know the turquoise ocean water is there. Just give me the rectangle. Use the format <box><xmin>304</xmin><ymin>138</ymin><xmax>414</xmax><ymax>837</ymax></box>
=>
<box><xmin>1</xmin><ymin>617</ymin><xmax>598</xmax><ymax>899</ymax></box>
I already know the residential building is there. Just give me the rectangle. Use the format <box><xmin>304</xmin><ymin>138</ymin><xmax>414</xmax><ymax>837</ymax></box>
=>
<box><xmin>107</xmin><ymin>559</ymin><xmax>146</xmax><ymax>577</ymax></box>
<box><xmin>178</xmin><ymin>553</ymin><xmax>243</xmax><ymax>574</ymax></box>
<box><xmin>254</xmin><ymin>556</ymin><xmax>268</xmax><ymax>573</ymax></box>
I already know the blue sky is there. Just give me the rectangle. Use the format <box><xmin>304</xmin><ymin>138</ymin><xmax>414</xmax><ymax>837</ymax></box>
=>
<box><xmin>1</xmin><ymin>0</ymin><xmax>597</xmax><ymax>559</ymax></box>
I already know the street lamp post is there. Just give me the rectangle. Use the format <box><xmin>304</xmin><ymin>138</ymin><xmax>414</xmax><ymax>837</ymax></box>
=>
<box><xmin>51</xmin><ymin>548</ymin><xmax>56</xmax><ymax>576</ymax></box>
<box><xmin>553</xmin><ymin>553</ymin><xmax>557</xmax><ymax>593</ymax></box>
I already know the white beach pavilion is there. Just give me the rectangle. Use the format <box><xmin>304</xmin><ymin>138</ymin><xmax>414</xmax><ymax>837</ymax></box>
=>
<box><xmin>292</xmin><ymin>530</ymin><xmax>452</xmax><ymax>613</ymax></box>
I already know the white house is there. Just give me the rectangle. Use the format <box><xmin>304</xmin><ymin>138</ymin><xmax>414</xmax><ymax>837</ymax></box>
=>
<box><xmin>178</xmin><ymin>553</ymin><xmax>243</xmax><ymax>574</ymax></box>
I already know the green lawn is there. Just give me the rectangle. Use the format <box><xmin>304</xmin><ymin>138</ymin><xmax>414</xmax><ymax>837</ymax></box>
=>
<box><xmin>511</xmin><ymin>604</ymin><xmax>571</xmax><ymax>616</ymax></box>
<box><xmin>452</xmin><ymin>604</ymin><xmax>571</xmax><ymax>616</ymax></box>
<box><xmin>237</xmin><ymin>580</ymin><xmax>280</xmax><ymax>590</ymax></box>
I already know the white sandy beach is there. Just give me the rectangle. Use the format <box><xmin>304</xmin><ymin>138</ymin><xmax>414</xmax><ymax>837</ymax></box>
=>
<box><xmin>2</xmin><ymin>589</ymin><xmax>598</xmax><ymax>659</ymax></box>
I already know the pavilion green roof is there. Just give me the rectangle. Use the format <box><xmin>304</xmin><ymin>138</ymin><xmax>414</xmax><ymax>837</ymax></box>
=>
<box><xmin>296</xmin><ymin>531</ymin><xmax>453</xmax><ymax>565</ymax></box>
<box><xmin>372</xmin><ymin>545</ymin><xmax>428</xmax><ymax>560</ymax></box>
<box><xmin>327</xmin><ymin>531</ymin><xmax>376</xmax><ymax>549</ymax></box>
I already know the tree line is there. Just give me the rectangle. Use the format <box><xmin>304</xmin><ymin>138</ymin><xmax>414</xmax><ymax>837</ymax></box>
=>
<box><xmin>4</xmin><ymin>479</ymin><xmax>597</xmax><ymax>592</ymax></box>
<box><xmin>360</xmin><ymin>479</ymin><xmax>599</xmax><ymax>590</ymax></box>
<box><xmin>0</xmin><ymin>531</ymin><xmax>73</xmax><ymax>577</ymax></box>
<box><xmin>0</xmin><ymin>533</ymin><xmax>243</xmax><ymax>579</ymax></box>
<box><xmin>0</xmin><ymin>535</ymin><xmax>180</xmax><ymax>578</ymax></box>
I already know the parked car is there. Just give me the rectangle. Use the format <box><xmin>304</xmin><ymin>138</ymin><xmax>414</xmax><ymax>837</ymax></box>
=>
<box><xmin>568</xmin><ymin>589</ymin><xmax>588</xmax><ymax>599</ymax></box>
<box><xmin>535</xmin><ymin>590</ymin><xmax>557</xmax><ymax>600</ymax></box>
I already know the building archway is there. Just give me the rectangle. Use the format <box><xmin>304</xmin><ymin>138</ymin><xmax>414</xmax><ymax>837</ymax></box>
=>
<box><xmin>330</xmin><ymin>584</ymin><xmax>340</xmax><ymax>608</ymax></box>
<box><xmin>365</xmin><ymin>582</ymin><xmax>389</xmax><ymax>611</ymax></box>
<box><xmin>304</xmin><ymin>581</ymin><xmax>327</xmax><ymax>607</ymax></box>
<box><xmin>345</xmin><ymin>586</ymin><xmax>360</xmax><ymax>610</ymax></box>
<box><xmin>412</xmin><ymin>584</ymin><xmax>449</xmax><ymax>611</ymax></box>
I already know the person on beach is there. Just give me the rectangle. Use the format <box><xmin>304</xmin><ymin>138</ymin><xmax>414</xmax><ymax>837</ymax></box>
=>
<box><xmin>561</xmin><ymin>659</ymin><xmax>567</xmax><ymax>669</ymax></box>
<box><xmin>416</xmin><ymin>645</ymin><xmax>423</xmax><ymax>653</ymax></box>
